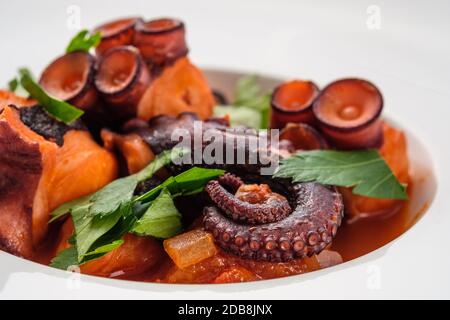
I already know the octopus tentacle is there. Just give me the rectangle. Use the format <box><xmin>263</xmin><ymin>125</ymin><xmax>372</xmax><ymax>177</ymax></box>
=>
<box><xmin>203</xmin><ymin>182</ymin><xmax>344</xmax><ymax>262</ymax></box>
<box><xmin>205</xmin><ymin>175</ymin><xmax>292</xmax><ymax>225</ymax></box>
<box><xmin>217</xmin><ymin>173</ymin><xmax>243</xmax><ymax>191</ymax></box>
<box><xmin>113</xmin><ymin>114</ymin><xmax>343</xmax><ymax>262</ymax></box>
<box><xmin>131</xmin><ymin>112</ymin><xmax>293</xmax><ymax>175</ymax></box>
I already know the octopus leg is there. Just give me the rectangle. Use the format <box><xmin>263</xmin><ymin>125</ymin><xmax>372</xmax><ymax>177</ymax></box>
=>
<box><xmin>204</xmin><ymin>175</ymin><xmax>292</xmax><ymax>225</ymax></box>
<box><xmin>203</xmin><ymin>182</ymin><xmax>344</xmax><ymax>262</ymax></box>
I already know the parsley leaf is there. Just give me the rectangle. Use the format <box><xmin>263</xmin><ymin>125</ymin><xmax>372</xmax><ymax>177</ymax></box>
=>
<box><xmin>49</xmin><ymin>240</ymin><xmax>125</xmax><ymax>270</ymax></box>
<box><xmin>66</xmin><ymin>30</ymin><xmax>101</xmax><ymax>53</ymax></box>
<box><xmin>89</xmin><ymin>149</ymin><xmax>180</xmax><ymax>217</ymax></box>
<box><xmin>83</xmin><ymin>239</ymin><xmax>124</xmax><ymax>257</ymax></box>
<box><xmin>213</xmin><ymin>75</ymin><xmax>270</xmax><ymax>129</ymax></box>
<box><xmin>49</xmin><ymin>150</ymin><xmax>192</xmax><ymax>265</ymax></box>
<box><xmin>166</xmin><ymin>167</ymin><xmax>225</xmax><ymax>196</ymax></box>
<box><xmin>234</xmin><ymin>75</ymin><xmax>271</xmax><ymax>129</ymax></box>
<box><xmin>131</xmin><ymin>189</ymin><xmax>182</xmax><ymax>238</ymax></box>
<box><xmin>49</xmin><ymin>148</ymin><xmax>223</xmax><ymax>267</ymax></box>
<box><xmin>8</xmin><ymin>76</ymin><xmax>31</xmax><ymax>97</ymax></box>
<box><xmin>49</xmin><ymin>246</ymin><xmax>78</xmax><ymax>270</ymax></box>
<box><xmin>274</xmin><ymin>150</ymin><xmax>408</xmax><ymax>199</ymax></box>
<box><xmin>135</xmin><ymin>167</ymin><xmax>225</xmax><ymax>202</ymax></box>
<box><xmin>49</xmin><ymin>195</ymin><xmax>91</xmax><ymax>223</ymax></box>
<box><xmin>88</xmin><ymin>177</ymin><xmax>138</xmax><ymax>217</ymax></box>
<box><xmin>19</xmin><ymin>68</ymin><xmax>84</xmax><ymax>124</ymax></box>
<box><xmin>8</xmin><ymin>78</ymin><xmax>22</xmax><ymax>93</ymax></box>
<box><xmin>213</xmin><ymin>105</ymin><xmax>262</xmax><ymax>129</ymax></box>
<box><xmin>234</xmin><ymin>75</ymin><xmax>262</xmax><ymax>106</ymax></box>
<box><xmin>73</xmin><ymin>207</ymin><xmax>123</xmax><ymax>261</ymax></box>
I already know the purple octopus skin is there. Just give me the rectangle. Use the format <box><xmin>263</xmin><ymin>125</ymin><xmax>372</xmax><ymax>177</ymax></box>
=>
<box><xmin>205</xmin><ymin>173</ymin><xmax>292</xmax><ymax>225</ymax></box>
<box><xmin>203</xmin><ymin>181</ymin><xmax>344</xmax><ymax>262</ymax></box>
<box><xmin>126</xmin><ymin>112</ymin><xmax>293</xmax><ymax>175</ymax></box>
<box><xmin>123</xmin><ymin>113</ymin><xmax>343</xmax><ymax>262</ymax></box>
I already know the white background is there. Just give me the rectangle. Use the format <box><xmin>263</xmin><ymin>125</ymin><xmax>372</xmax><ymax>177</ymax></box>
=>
<box><xmin>0</xmin><ymin>0</ymin><xmax>449</xmax><ymax>299</ymax></box>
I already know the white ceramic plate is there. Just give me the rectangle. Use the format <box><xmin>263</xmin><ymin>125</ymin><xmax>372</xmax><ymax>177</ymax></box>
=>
<box><xmin>1</xmin><ymin>0</ymin><xmax>449</xmax><ymax>299</ymax></box>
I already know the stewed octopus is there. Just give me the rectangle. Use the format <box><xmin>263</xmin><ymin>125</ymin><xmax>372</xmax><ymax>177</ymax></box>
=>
<box><xmin>0</xmin><ymin>16</ymin><xmax>416</xmax><ymax>284</ymax></box>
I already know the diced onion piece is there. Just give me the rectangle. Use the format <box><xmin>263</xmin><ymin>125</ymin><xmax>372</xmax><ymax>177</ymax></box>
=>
<box><xmin>163</xmin><ymin>229</ymin><xmax>217</xmax><ymax>269</ymax></box>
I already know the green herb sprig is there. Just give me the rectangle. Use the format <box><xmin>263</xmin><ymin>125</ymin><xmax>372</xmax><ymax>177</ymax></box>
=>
<box><xmin>16</xmin><ymin>68</ymin><xmax>84</xmax><ymax>124</ymax></box>
<box><xmin>66</xmin><ymin>30</ymin><xmax>101</xmax><ymax>53</ymax></box>
<box><xmin>130</xmin><ymin>188</ymin><xmax>182</xmax><ymax>238</ymax></box>
<box><xmin>274</xmin><ymin>150</ymin><xmax>408</xmax><ymax>199</ymax></box>
<box><xmin>7</xmin><ymin>77</ymin><xmax>28</xmax><ymax>97</ymax></box>
<box><xmin>50</xmin><ymin>150</ymin><xmax>224</xmax><ymax>269</ymax></box>
<box><xmin>234</xmin><ymin>74</ymin><xmax>271</xmax><ymax>127</ymax></box>
<box><xmin>213</xmin><ymin>75</ymin><xmax>271</xmax><ymax>129</ymax></box>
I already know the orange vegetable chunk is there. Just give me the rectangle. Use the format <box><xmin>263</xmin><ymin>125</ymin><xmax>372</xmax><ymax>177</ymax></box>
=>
<box><xmin>163</xmin><ymin>229</ymin><xmax>217</xmax><ymax>269</ymax></box>
<box><xmin>137</xmin><ymin>57</ymin><xmax>214</xmax><ymax>121</ymax></box>
<box><xmin>0</xmin><ymin>90</ymin><xmax>36</xmax><ymax>110</ymax></box>
<box><xmin>55</xmin><ymin>219</ymin><xmax>164</xmax><ymax>278</ymax></box>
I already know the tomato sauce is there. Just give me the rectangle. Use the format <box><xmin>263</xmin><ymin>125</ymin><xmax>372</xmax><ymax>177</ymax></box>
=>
<box><xmin>31</xmin><ymin>125</ymin><xmax>436</xmax><ymax>284</ymax></box>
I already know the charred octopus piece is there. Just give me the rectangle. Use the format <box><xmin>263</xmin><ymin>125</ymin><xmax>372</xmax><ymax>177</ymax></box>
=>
<box><xmin>39</xmin><ymin>51</ymin><xmax>98</xmax><ymax>111</ymax></box>
<box><xmin>93</xmin><ymin>17</ymin><xmax>142</xmax><ymax>56</ymax></box>
<box><xmin>131</xmin><ymin>112</ymin><xmax>289</xmax><ymax>175</ymax></box>
<box><xmin>270</xmin><ymin>80</ymin><xmax>319</xmax><ymax>128</ymax></box>
<box><xmin>313</xmin><ymin>78</ymin><xmax>384</xmax><ymax>149</ymax></box>
<box><xmin>133</xmin><ymin>17</ymin><xmax>188</xmax><ymax>66</ymax></box>
<box><xmin>102</xmin><ymin>113</ymin><xmax>343</xmax><ymax>263</ymax></box>
<box><xmin>20</xmin><ymin>105</ymin><xmax>85</xmax><ymax>146</ymax></box>
<box><xmin>279</xmin><ymin>122</ymin><xmax>328</xmax><ymax>151</ymax></box>
<box><xmin>95</xmin><ymin>46</ymin><xmax>151</xmax><ymax>120</ymax></box>
<box><xmin>204</xmin><ymin>173</ymin><xmax>292</xmax><ymax>224</ymax></box>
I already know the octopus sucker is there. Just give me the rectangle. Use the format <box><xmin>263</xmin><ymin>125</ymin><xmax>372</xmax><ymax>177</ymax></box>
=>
<box><xmin>217</xmin><ymin>173</ymin><xmax>244</xmax><ymax>191</ymax></box>
<box><xmin>203</xmin><ymin>182</ymin><xmax>344</xmax><ymax>262</ymax></box>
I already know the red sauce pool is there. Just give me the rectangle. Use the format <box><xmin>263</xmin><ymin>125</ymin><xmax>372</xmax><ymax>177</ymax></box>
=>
<box><xmin>31</xmin><ymin>127</ymin><xmax>436</xmax><ymax>283</ymax></box>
